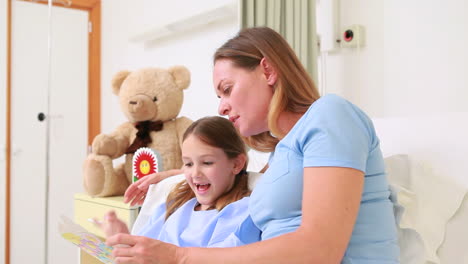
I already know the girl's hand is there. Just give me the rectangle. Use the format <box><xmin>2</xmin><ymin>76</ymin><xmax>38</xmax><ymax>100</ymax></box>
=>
<box><xmin>106</xmin><ymin>233</ymin><xmax>185</xmax><ymax>264</ymax></box>
<box><xmin>123</xmin><ymin>172</ymin><xmax>160</xmax><ymax>206</ymax></box>
<box><xmin>123</xmin><ymin>169</ymin><xmax>183</xmax><ymax>206</ymax></box>
<box><xmin>93</xmin><ymin>211</ymin><xmax>130</xmax><ymax>238</ymax></box>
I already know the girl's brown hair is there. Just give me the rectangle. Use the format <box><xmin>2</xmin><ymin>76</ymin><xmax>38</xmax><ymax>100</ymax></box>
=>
<box><xmin>165</xmin><ymin>116</ymin><xmax>249</xmax><ymax>219</ymax></box>
<box><xmin>214</xmin><ymin>27</ymin><xmax>320</xmax><ymax>152</ymax></box>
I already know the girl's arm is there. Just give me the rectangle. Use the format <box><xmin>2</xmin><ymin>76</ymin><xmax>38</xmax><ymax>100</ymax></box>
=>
<box><xmin>107</xmin><ymin>167</ymin><xmax>364</xmax><ymax>264</ymax></box>
<box><xmin>124</xmin><ymin>169</ymin><xmax>183</xmax><ymax>206</ymax></box>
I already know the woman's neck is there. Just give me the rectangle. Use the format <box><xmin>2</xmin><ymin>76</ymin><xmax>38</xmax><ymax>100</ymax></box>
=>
<box><xmin>277</xmin><ymin>111</ymin><xmax>303</xmax><ymax>135</ymax></box>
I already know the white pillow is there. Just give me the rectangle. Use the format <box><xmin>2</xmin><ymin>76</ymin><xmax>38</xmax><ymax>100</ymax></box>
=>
<box><xmin>384</xmin><ymin>154</ymin><xmax>467</xmax><ymax>264</ymax></box>
<box><xmin>247</xmin><ymin>149</ymin><xmax>270</xmax><ymax>172</ymax></box>
<box><xmin>438</xmin><ymin>194</ymin><xmax>468</xmax><ymax>263</ymax></box>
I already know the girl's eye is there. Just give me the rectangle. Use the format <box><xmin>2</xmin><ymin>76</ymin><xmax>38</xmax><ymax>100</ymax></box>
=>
<box><xmin>203</xmin><ymin>161</ymin><xmax>214</xmax><ymax>165</ymax></box>
<box><xmin>184</xmin><ymin>162</ymin><xmax>193</xmax><ymax>167</ymax></box>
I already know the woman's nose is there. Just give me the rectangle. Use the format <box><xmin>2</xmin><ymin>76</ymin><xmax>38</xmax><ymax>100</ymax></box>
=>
<box><xmin>218</xmin><ymin>99</ymin><xmax>230</xmax><ymax>116</ymax></box>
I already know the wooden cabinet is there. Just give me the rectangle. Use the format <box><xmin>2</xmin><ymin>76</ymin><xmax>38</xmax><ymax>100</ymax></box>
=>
<box><xmin>74</xmin><ymin>193</ymin><xmax>140</xmax><ymax>264</ymax></box>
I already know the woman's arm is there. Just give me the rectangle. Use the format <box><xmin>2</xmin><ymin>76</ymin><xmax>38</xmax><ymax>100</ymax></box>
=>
<box><xmin>108</xmin><ymin>167</ymin><xmax>364</xmax><ymax>264</ymax></box>
<box><xmin>124</xmin><ymin>169</ymin><xmax>183</xmax><ymax>206</ymax></box>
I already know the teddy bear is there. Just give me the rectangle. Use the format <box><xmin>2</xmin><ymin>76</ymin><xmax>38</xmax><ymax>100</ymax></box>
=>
<box><xmin>83</xmin><ymin>66</ymin><xmax>193</xmax><ymax>197</ymax></box>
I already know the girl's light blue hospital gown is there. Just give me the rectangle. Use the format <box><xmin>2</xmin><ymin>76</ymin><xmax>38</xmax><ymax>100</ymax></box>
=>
<box><xmin>249</xmin><ymin>94</ymin><xmax>400</xmax><ymax>263</ymax></box>
<box><xmin>137</xmin><ymin>197</ymin><xmax>260</xmax><ymax>247</ymax></box>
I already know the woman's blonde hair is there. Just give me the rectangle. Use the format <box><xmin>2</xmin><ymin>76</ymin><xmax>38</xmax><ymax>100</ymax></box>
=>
<box><xmin>165</xmin><ymin>116</ymin><xmax>250</xmax><ymax>219</ymax></box>
<box><xmin>214</xmin><ymin>27</ymin><xmax>320</xmax><ymax>152</ymax></box>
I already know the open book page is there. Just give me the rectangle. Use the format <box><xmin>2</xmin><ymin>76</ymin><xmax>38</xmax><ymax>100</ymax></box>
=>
<box><xmin>59</xmin><ymin>215</ymin><xmax>114</xmax><ymax>264</ymax></box>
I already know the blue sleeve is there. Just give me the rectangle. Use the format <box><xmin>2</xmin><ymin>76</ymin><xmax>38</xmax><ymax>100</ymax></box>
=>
<box><xmin>136</xmin><ymin>202</ymin><xmax>167</xmax><ymax>239</ymax></box>
<box><xmin>208</xmin><ymin>197</ymin><xmax>261</xmax><ymax>247</ymax></box>
<box><xmin>297</xmin><ymin>95</ymin><xmax>374</xmax><ymax>172</ymax></box>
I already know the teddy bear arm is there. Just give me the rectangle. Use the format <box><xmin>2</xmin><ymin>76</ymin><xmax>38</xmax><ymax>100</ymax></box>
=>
<box><xmin>92</xmin><ymin>123</ymin><xmax>134</xmax><ymax>158</ymax></box>
<box><xmin>106</xmin><ymin>123</ymin><xmax>135</xmax><ymax>158</ymax></box>
<box><xmin>91</xmin><ymin>134</ymin><xmax>119</xmax><ymax>156</ymax></box>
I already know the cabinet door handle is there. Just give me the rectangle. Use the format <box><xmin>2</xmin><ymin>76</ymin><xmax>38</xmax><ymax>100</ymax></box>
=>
<box><xmin>38</xmin><ymin>112</ymin><xmax>46</xmax><ymax>122</ymax></box>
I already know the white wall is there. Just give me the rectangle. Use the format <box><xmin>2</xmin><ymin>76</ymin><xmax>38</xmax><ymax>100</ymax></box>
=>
<box><xmin>0</xmin><ymin>0</ymin><xmax>7</xmax><ymax>262</ymax></box>
<box><xmin>324</xmin><ymin>0</ymin><xmax>468</xmax><ymax>118</ymax></box>
<box><xmin>103</xmin><ymin>0</ymin><xmax>468</xmax><ymax>127</ymax></box>
<box><xmin>101</xmin><ymin>0</ymin><xmax>239</xmax><ymax>133</ymax></box>
<box><xmin>382</xmin><ymin>0</ymin><xmax>468</xmax><ymax>117</ymax></box>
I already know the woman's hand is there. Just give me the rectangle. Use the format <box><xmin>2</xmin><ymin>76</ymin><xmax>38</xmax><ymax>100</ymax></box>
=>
<box><xmin>93</xmin><ymin>211</ymin><xmax>130</xmax><ymax>238</ymax></box>
<box><xmin>123</xmin><ymin>169</ymin><xmax>182</xmax><ymax>206</ymax></box>
<box><xmin>106</xmin><ymin>233</ymin><xmax>185</xmax><ymax>264</ymax></box>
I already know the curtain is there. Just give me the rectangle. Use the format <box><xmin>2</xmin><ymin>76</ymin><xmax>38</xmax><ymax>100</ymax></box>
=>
<box><xmin>240</xmin><ymin>0</ymin><xmax>318</xmax><ymax>84</ymax></box>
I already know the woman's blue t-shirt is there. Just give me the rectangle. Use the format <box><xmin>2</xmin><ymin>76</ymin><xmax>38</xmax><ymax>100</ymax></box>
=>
<box><xmin>249</xmin><ymin>94</ymin><xmax>400</xmax><ymax>263</ymax></box>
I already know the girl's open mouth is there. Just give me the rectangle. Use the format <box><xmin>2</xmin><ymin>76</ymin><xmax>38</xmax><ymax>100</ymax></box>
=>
<box><xmin>195</xmin><ymin>183</ymin><xmax>211</xmax><ymax>193</ymax></box>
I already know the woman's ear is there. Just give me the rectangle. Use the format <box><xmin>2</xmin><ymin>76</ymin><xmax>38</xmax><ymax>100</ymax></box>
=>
<box><xmin>260</xmin><ymin>58</ymin><xmax>278</xmax><ymax>86</ymax></box>
<box><xmin>233</xmin><ymin>154</ymin><xmax>247</xmax><ymax>175</ymax></box>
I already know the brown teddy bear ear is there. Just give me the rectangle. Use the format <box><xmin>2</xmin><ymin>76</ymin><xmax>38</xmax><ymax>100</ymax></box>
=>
<box><xmin>111</xmin><ymin>70</ymin><xmax>131</xmax><ymax>95</ymax></box>
<box><xmin>168</xmin><ymin>66</ymin><xmax>191</xmax><ymax>90</ymax></box>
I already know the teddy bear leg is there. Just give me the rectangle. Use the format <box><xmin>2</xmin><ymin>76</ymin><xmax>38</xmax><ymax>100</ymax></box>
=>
<box><xmin>107</xmin><ymin>163</ymin><xmax>131</xmax><ymax>197</ymax></box>
<box><xmin>83</xmin><ymin>154</ymin><xmax>106</xmax><ymax>196</ymax></box>
<box><xmin>83</xmin><ymin>154</ymin><xmax>129</xmax><ymax>197</ymax></box>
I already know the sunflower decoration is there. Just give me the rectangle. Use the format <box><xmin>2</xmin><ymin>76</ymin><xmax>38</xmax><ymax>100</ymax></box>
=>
<box><xmin>132</xmin><ymin>148</ymin><xmax>161</xmax><ymax>183</ymax></box>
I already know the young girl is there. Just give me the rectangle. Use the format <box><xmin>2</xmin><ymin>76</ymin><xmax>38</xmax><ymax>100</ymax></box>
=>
<box><xmin>96</xmin><ymin>116</ymin><xmax>260</xmax><ymax>247</ymax></box>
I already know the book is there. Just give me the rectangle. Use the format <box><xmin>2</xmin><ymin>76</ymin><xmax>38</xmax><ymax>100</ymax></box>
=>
<box><xmin>59</xmin><ymin>215</ymin><xmax>114</xmax><ymax>264</ymax></box>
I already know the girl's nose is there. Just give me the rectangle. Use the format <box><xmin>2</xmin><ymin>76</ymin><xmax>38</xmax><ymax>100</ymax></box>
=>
<box><xmin>192</xmin><ymin>165</ymin><xmax>202</xmax><ymax>178</ymax></box>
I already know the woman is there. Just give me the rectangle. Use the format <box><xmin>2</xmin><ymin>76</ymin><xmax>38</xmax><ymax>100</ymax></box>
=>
<box><xmin>110</xmin><ymin>26</ymin><xmax>399</xmax><ymax>264</ymax></box>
